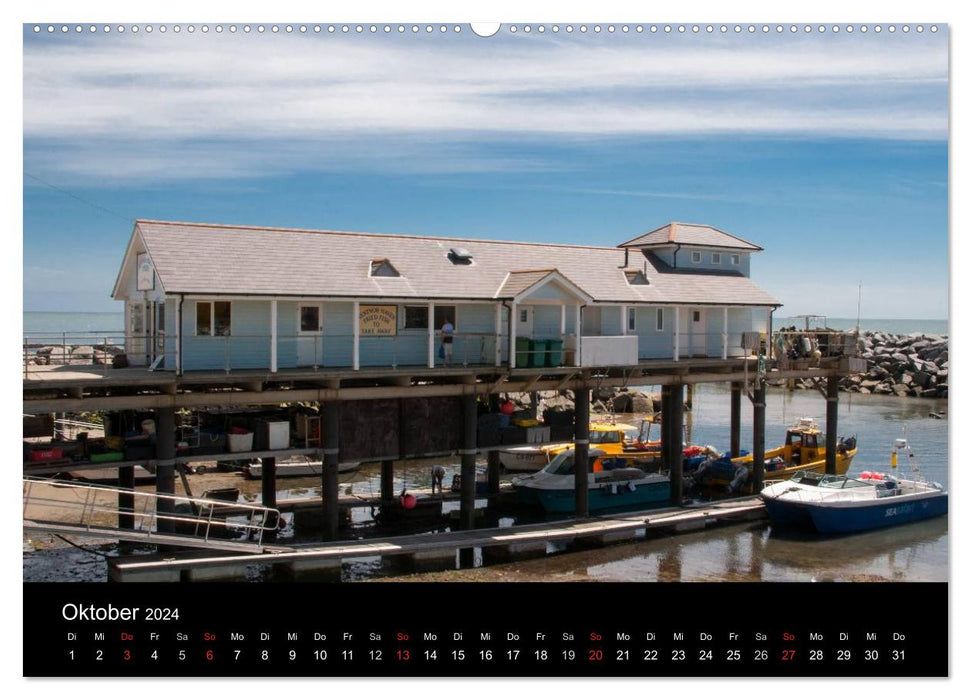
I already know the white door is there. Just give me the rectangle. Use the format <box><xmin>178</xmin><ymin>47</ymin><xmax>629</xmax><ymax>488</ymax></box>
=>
<box><xmin>127</xmin><ymin>301</ymin><xmax>147</xmax><ymax>365</ymax></box>
<box><xmin>516</xmin><ymin>305</ymin><xmax>534</xmax><ymax>338</ymax></box>
<box><xmin>690</xmin><ymin>308</ymin><xmax>707</xmax><ymax>356</ymax></box>
<box><xmin>297</xmin><ymin>304</ymin><xmax>323</xmax><ymax>366</ymax></box>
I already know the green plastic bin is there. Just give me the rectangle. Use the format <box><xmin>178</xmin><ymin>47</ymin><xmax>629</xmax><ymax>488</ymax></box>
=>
<box><xmin>546</xmin><ymin>339</ymin><xmax>564</xmax><ymax>367</ymax></box>
<box><xmin>515</xmin><ymin>336</ymin><xmax>531</xmax><ymax>367</ymax></box>
<box><xmin>530</xmin><ymin>339</ymin><xmax>548</xmax><ymax>368</ymax></box>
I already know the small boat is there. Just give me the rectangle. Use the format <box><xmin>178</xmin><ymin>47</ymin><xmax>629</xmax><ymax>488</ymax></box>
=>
<box><xmin>512</xmin><ymin>448</ymin><xmax>670</xmax><ymax>513</ymax></box>
<box><xmin>243</xmin><ymin>458</ymin><xmax>360</xmax><ymax>479</ymax></box>
<box><xmin>760</xmin><ymin>439</ymin><xmax>947</xmax><ymax>534</ymax></box>
<box><xmin>499</xmin><ymin>419</ymin><xmax>641</xmax><ymax>472</ymax></box>
<box><xmin>696</xmin><ymin>417</ymin><xmax>857</xmax><ymax>494</ymax></box>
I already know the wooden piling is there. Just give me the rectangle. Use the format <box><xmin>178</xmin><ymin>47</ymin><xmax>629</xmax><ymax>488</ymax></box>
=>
<box><xmin>261</xmin><ymin>457</ymin><xmax>277</xmax><ymax>510</ymax></box>
<box><xmin>573</xmin><ymin>384</ymin><xmax>590</xmax><ymax>518</ymax></box>
<box><xmin>668</xmin><ymin>383</ymin><xmax>684</xmax><ymax>505</ymax></box>
<box><xmin>380</xmin><ymin>459</ymin><xmax>394</xmax><ymax>503</ymax></box>
<box><xmin>752</xmin><ymin>382</ymin><xmax>766</xmax><ymax>491</ymax></box>
<box><xmin>155</xmin><ymin>407</ymin><xmax>176</xmax><ymax>535</ymax></box>
<box><xmin>118</xmin><ymin>466</ymin><xmax>134</xmax><ymax>531</ymax></box>
<box><xmin>826</xmin><ymin>376</ymin><xmax>839</xmax><ymax>475</ymax></box>
<box><xmin>730</xmin><ymin>381</ymin><xmax>742</xmax><ymax>458</ymax></box>
<box><xmin>321</xmin><ymin>401</ymin><xmax>340</xmax><ymax>540</ymax></box>
<box><xmin>459</xmin><ymin>392</ymin><xmax>477</xmax><ymax>531</ymax></box>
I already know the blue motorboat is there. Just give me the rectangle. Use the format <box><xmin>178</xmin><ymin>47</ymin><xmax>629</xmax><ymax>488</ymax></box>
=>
<box><xmin>760</xmin><ymin>440</ymin><xmax>947</xmax><ymax>534</ymax></box>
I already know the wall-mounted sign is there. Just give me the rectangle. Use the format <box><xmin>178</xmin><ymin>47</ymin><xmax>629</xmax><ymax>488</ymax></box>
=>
<box><xmin>359</xmin><ymin>305</ymin><xmax>397</xmax><ymax>336</ymax></box>
<box><xmin>136</xmin><ymin>253</ymin><xmax>155</xmax><ymax>291</ymax></box>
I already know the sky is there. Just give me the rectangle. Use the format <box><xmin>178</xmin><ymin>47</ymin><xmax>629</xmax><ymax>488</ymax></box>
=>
<box><xmin>21</xmin><ymin>22</ymin><xmax>948</xmax><ymax>318</ymax></box>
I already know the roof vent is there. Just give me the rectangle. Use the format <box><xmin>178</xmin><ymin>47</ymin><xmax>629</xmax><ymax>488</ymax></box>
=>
<box><xmin>447</xmin><ymin>247</ymin><xmax>474</xmax><ymax>265</ymax></box>
<box><xmin>370</xmin><ymin>259</ymin><xmax>401</xmax><ymax>277</ymax></box>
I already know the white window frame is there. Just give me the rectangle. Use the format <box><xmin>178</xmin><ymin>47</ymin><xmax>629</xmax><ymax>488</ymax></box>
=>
<box><xmin>628</xmin><ymin>307</ymin><xmax>636</xmax><ymax>332</ymax></box>
<box><xmin>401</xmin><ymin>304</ymin><xmax>458</xmax><ymax>331</ymax></box>
<box><xmin>195</xmin><ymin>300</ymin><xmax>232</xmax><ymax>337</ymax></box>
<box><xmin>655</xmin><ymin>308</ymin><xmax>664</xmax><ymax>332</ymax></box>
<box><xmin>731</xmin><ymin>253</ymin><xmax>740</xmax><ymax>266</ymax></box>
<box><xmin>711</xmin><ymin>252</ymin><xmax>722</xmax><ymax>265</ymax></box>
<box><xmin>690</xmin><ymin>251</ymin><xmax>702</xmax><ymax>263</ymax></box>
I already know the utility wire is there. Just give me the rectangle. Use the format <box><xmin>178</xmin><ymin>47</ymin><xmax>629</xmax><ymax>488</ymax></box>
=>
<box><xmin>24</xmin><ymin>171</ymin><xmax>133</xmax><ymax>224</ymax></box>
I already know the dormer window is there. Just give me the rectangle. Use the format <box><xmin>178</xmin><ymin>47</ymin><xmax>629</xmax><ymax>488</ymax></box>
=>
<box><xmin>625</xmin><ymin>270</ymin><xmax>650</xmax><ymax>285</ymax></box>
<box><xmin>690</xmin><ymin>251</ymin><xmax>702</xmax><ymax>263</ymax></box>
<box><xmin>370</xmin><ymin>259</ymin><xmax>400</xmax><ymax>277</ymax></box>
<box><xmin>711</xmin><ymin>253</ymin><xmax>722</xmax><ymax>265</ymax></box>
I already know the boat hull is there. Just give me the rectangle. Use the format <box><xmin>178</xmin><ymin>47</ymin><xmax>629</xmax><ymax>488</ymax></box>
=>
<box><xmin>526</xmin><ymin>481</ymin><xmax>670</xmax><ymax>514</ymax></box>
<box><xmin>805</xmin><ymin>492</ymin><xmax>948</xmax><ymax>534</ymax></box>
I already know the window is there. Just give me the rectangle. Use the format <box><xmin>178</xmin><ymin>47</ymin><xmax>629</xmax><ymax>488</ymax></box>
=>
<box><xmin>731</xmin><ymin>253</ymin><xmax>740</xmax><ymax>266</ymax></box>
<box><xmin>370</xmin><ymin>259</ymin><xmax>400</xmax><ymax>277</ymax></box>
<box><xmin>404</xmin><ymin>305</ymin><xmax>456</xmax><ymax>329</ymax></box>
<box><xmin>628</xmin><ymin>307</ymin><xmax>636</xmax><ymax>332</ymax></box>
<box><xmin>625</xmin><ymin>270</ymin><xmax>649</xmax><ymax>285</ymax></box>
<box><xmin>196</xmin><ymin>301</ymin><xmax>231</xmax><ymax>336</ymax></box>
<box><xmin>693</xmin><ymin>310</ymin><xmax>701</xmax><ymax>323</ymax></box>
<box><xmin>711</xmin><ymin>253</ymin><xmax>721</xmax><ymax>264</ymax></box>
<box><xmin>300</xmin><ymin>305</ymin><xmax>321</xmax><ymax>332</ymax></box>
<box><xmin>656</xmin><ymin>308</ymin><xmax>664</xmax><ymax>331</ymax></box>
<box><xmin>690</xmin><ymin>251</ymin><xmax>701</xmax><ymax>263</ymax></box>
<box><xmin>520</xmin><ymin>309</ymin><xmax>528</xmax><ymax>323</ymax></box>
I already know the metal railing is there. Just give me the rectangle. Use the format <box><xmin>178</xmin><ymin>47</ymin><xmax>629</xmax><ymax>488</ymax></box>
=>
<box><xmin>772</xmin><ymin>328</ymin><xmax>861</xmax><ymax>369</ymax></box>
<box><xmin>22</xmin><ymin>476</ymin><xmax>280</xmax><ymax>547</ymax></box>
<box><xmin>24</xmin><ymin>331</ymin><xmax>130</xmax><ymax>379</ymax></box>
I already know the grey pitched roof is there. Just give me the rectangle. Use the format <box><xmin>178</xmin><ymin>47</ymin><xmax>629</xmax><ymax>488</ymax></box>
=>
<box><xmin>128</xmin><ymin>220</ymin><xmax>780</xmax><ymax>307</ymax></box>
<box><xmin>618</xmin><ymin>222</ymin><xmax>762</xmax><ymax>251</ymax></box>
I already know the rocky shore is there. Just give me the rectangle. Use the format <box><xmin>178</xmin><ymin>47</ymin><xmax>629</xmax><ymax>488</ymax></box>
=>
<box><xmin>787</xmin><ymin>331</ymin><xmax>948</xmax><ymax>399</ymax></box>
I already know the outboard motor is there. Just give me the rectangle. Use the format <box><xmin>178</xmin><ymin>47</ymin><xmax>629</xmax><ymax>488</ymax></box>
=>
<box><xmin>729</xmin><ymin>465</ymin><xmax>750</xmax><ymax>494</ymax></box>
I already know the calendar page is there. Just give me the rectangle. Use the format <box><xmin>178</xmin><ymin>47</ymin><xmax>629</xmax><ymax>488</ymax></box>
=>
<box><xmin>20</xmin><ymin>9</ymin><xmax>951</xmax><ymax>683</ymax></box>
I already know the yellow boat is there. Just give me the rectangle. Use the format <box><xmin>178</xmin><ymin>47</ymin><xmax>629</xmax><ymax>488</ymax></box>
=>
<box><xmin>498</xmin><ymin>419</ymin><xmax>642</xmax><ymax>472</ymax></box>
<box><xmin>699</xmin><ymin>417</ymin><xmax>857</xmax><ymax>493</ymax></box>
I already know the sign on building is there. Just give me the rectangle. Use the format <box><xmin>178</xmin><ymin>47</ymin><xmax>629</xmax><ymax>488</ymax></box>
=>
<box><xmin>359</xmin><ymin>305</ymin><xmax>397</xmax><ymax>336</ymax></box>
<box><xmin>136</xmin><ymin>253</ymin><xmax>155</xmax><ymax>291</ymax></box>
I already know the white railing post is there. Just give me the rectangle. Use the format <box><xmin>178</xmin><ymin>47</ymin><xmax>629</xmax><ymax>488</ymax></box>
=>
<box><xmin>673</xmin><ymin>307</ymin><xmax>680</xmax><ymax>361</ymax></box>
<box><xmin>270</xmin><ymin>300</ymin><xmax>278</xmax><ymax>373</ymax></box>
<box><xmin>722</xmin><ymin>307</ymin><xmax>729</xmax><ymax>360</ymax></box>
<box><xmin>352</xmin><ymin>301</ymin><xmax>360</xmax><ymax>370</ymax></box>
<box><xmin>510</xmin><ymin>302</ymin><xmax>518</xmax><ymax>369</ymax></box>
<box><xmin>494</xmin><ymin>303</ymin><xmax>502</xmax><ymax>367</ymax></box>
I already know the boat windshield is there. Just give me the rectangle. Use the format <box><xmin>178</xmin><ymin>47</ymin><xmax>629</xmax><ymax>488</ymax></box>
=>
<box><xmin>543</xmin><ymin>451</ymin><xmax>576</xmax><ymax>475</ymax></box>
<box><xmin>818</xmin><ymin>475</ymin><xmax>871</xmax><ymax>489</ymax></box>
<box><xmin>589</xmin><ymin>430</ymin><xmax>623</xmax><ymax>444</ymax></box>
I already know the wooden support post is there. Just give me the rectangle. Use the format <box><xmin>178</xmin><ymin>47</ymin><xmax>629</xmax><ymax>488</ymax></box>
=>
<box><xmin>118</xmin><ymin>465</ymin><xmax>134</xmax><ymax>531</ymax></box>
<box><xmin>427</xmin><ymin>301</ymin><xmax>436</xmax><ymax>369</ymax></box>
<box><xmin>826</xmin><ymin>375</ymin><xmax>839</xmax><ymax>475</ymax></box>
<box><xmin>380</xmin><ymin>459</ymin><xmax>394</xmax><ymax>503</ymax></box>
<box><xmin>261</xmin><ymin>456</ymin><xmax>277</xmax><ymax>510</ymax></box>
<box><xmin>459</xmin><ymin>392</ymin><xmax>477</xmax><ymax>531</ymax></box>
<box><xmin>673</xmin><ymin>307</ymin><xmax>680</xmax><ymax>360</ymax></box>
<box><xmin>730</xmin><ymin>382</ymin><xmax>742</xmax><ymax>458</ymax></box>
<box><xmin>487</xmin><ymin>449</ymin><xmax>501</xmax><ymax>495</ymax></box>
<box><xmin>155</xmin><ymin>407</ymin><xmax>176</xmax><ymax>535</ymax></box>
<box><xmin>752</xmin><ymin>381</ymin><xmax>766</xmax><ymax>491</ymax></box>
<box><xmin>321</xmin><ymin>401</ymin><xmax>340</xmax><ymax>541</ymax></box>
<box><xmin>509</xmin><ymin>302</ymin><xmax>518</xmax><ymax>369</ymax></box>
<box><xmin>573</xmin><ymin>384</ymin><xmax>590</xmax><ymax>518</ymax></box>
<box><xmin>667</xmin><ymin>384</ymin><xmax>684</xmax><ymax>505</ymax></box>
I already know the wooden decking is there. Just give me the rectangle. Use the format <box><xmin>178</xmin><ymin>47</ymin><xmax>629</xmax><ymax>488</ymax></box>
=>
<box><xmin>107</xmin><ymin>497</ymin><xmax>766</xmax><ymax>581</ymax></box>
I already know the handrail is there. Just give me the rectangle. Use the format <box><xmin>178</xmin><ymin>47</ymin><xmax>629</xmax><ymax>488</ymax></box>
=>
<box><xmin>22</xmin><ymin>476</ymin><xmax>280</xmax><ymax>547</ymax></box>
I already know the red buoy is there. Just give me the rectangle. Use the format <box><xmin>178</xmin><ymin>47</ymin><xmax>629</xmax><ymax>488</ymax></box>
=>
<box><xmin>400</xmin><ymin>493</ymin><xmax>417</xmax><ymax>510</ymax></box>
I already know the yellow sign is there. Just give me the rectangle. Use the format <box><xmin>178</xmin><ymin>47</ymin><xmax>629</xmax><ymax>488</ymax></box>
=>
<box><xmin>359</xmin><ymin>305</ymin><xmax>397</xmax><ymax>336</ymax></box>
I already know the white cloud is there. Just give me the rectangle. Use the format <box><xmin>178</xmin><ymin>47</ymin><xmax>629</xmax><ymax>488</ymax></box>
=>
<box><xmin>22</xmin><ymin>31</ymin><xmax>948</xmax><ymax>182</ymax></box>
